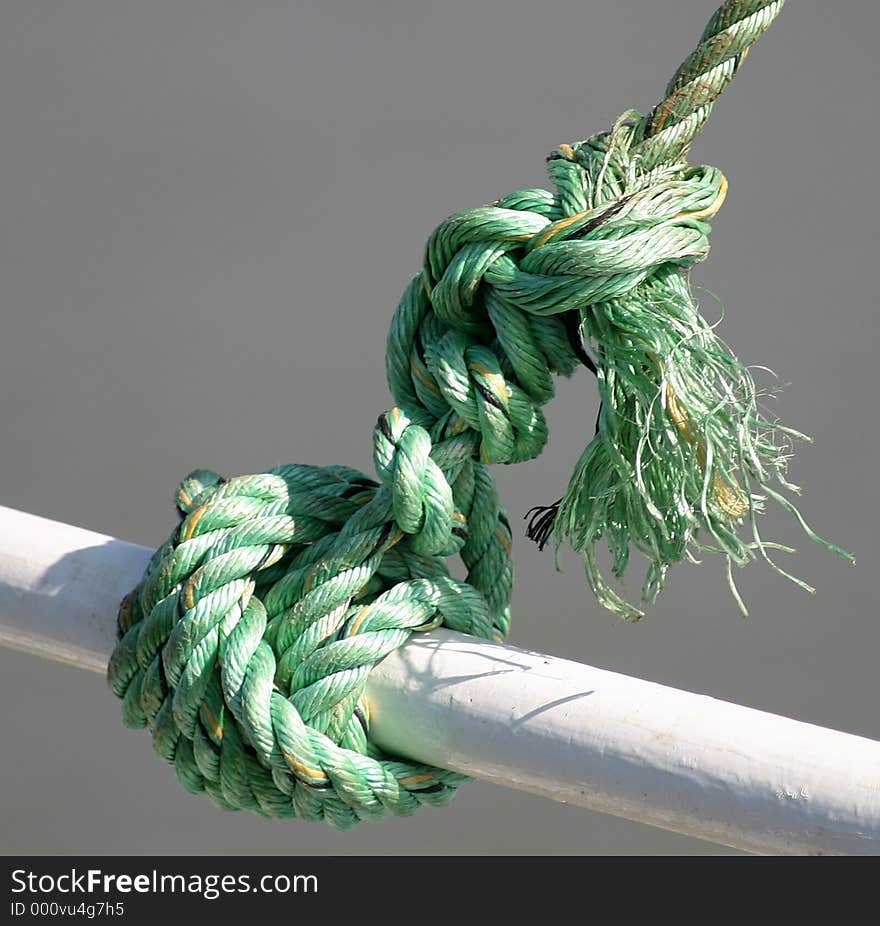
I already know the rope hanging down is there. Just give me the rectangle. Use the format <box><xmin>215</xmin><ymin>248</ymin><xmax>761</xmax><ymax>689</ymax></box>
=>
<box><xmin>108</xmin><ymin>0</ymin><xmax>851</xmax><ymax>828</ymax></box>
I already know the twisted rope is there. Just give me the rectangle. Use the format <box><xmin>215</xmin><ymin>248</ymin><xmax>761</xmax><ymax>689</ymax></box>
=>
<box><xmin>109</xmin><ymin>0</ymin><xmax>849</xmax><ymax>827</ymax></box>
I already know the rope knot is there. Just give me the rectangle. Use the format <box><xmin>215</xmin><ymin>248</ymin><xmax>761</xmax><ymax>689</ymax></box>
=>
<box><xmin>109</xmin><ymin>463</ymin><xmax>500</xmax><ymax>828</ymax></box>
<box><xmin>109</xmin><ymin>0</ymin><xmax>850</xmax><ymax>828</ymax></box>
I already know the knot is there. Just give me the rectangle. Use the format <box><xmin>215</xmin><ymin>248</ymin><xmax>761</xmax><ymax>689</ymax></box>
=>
<box><xmin>387</xmin><ymin>113</ymin><xmax>727</xmax><ymax>488</ymax></box>
<box><xmin>109</xmin><ymin>464</ymin><xmax>496</xmax><ymax>829</ymax></box>
<box><xmin>425</xmin><ymin>157</ymin><xmax>727</xmax><ymax>332</ymax></box>
<box><xmin>516</xmin><ymin>161</ymin><xmax>725</xmax><ymax>308</ymax></box>
<box><xmin>110</xmin><ymin>2</ymin><xmax>848</xmax><ymax>829</ymax></box>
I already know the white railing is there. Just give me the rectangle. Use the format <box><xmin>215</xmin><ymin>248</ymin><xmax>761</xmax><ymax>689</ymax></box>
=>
<box><xmin>0</xmin><ymin>504</ymin><xmax>878</xmax><ymax>855</ymax></box>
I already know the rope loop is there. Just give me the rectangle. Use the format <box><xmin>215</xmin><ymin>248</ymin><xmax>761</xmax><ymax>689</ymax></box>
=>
<box><xmin>373</xmin><ymin>407</ymin><xmax>461</xmax><ymax>556</ymax></box>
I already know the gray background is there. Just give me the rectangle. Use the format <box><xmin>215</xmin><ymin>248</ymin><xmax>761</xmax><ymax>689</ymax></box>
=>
<box><xmin>1</xmin><ymin>0</ymin><xmax>877</xmax><ymax>855</ymax></box>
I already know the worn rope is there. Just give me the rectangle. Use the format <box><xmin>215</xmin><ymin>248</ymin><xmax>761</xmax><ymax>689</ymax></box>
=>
<box><xmin>109</xmin><ymin>0</ymin><xmax>849</xmax><ymax>827</ymax></box>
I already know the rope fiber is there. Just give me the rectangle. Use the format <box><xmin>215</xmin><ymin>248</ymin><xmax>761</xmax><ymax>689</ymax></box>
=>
<box><xmin>109</xmin><ymin>0</ymin><xmax>851</xmax><ymax>827</ymax></box>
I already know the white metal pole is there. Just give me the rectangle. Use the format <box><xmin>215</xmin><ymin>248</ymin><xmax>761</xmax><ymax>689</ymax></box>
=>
<box><xmin>0</xmin><ymin>503</ymin><xmax>878</xmax><ymax>855</ymax></box>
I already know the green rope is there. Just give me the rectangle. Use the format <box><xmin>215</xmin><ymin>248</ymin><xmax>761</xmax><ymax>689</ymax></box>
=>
<box><xmin>109</xmin><ymin>0</ymin><xmax>850</xmax><ymax>827</ymax></box>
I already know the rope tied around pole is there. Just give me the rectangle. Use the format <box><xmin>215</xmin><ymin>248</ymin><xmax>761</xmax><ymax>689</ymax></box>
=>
<box><xmin>108</xmin><ymin>0</ymin><xmax>851</xmax><ymax>827</ymax></box>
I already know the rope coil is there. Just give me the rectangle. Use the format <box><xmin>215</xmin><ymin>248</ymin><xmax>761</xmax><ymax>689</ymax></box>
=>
<box><xmin>109</xmin><ymin>0</ymin><xmax>849</xmax><ymax>827</ymax></box>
